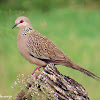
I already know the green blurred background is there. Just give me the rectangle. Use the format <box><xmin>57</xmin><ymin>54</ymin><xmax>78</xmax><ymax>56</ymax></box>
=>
<box><xmin>0</xmin><ymin>0</ymin><xmax>100</xmax><ymax>99</ymax></box>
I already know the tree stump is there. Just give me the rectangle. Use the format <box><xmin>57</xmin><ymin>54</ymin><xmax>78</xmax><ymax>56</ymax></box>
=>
<box><xmin>14</xmin><ymin>63</ymin><xmax>89</xmax><ymax>100</ymax></box>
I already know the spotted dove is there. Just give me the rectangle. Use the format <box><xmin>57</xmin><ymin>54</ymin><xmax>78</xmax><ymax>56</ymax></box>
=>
<box><xmin>12</xmin><ymin>16</ymin><xmax>100</xmax><ymax>80</ymax></box>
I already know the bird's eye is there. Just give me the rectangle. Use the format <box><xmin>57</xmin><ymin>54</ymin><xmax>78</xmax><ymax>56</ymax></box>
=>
<box><xmin>20</xmin><ymin>20</ymin><xmax>24</xmax><ymax>23</ymax></box>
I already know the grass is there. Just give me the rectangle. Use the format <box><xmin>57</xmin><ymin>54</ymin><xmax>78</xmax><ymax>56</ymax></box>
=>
<box><xmin>0</xmin><ymin>7</ymin><xmax>100</xmax><ymax>100</ymax></box>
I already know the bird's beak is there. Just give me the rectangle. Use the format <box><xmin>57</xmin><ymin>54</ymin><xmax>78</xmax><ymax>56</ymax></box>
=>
<box><xmin>12</xmin><ymin>23</ymin><xmax>18</xmax><ymax>29</ymax></box>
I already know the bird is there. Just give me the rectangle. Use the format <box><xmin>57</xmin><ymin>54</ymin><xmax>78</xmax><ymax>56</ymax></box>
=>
<box><xmin>12</xmin><ymin>16</ymin><xmax>100</xmax><ymax>80</ymax></box>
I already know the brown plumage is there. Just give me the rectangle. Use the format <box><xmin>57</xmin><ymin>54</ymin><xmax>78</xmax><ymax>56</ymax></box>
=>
<box><xmin>12</xmin><ymin>16</ymin><xmax>100</xmax><ymax>80</ymax></box>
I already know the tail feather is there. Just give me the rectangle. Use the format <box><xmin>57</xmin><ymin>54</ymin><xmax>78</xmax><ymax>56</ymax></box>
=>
<box><xmin>63</xmin><ymin>59</ymin><xmax>100</xmax><ymax>81</ymax></box>
<box><xmin>76</xmin><ymin>66</ymin><xmax>100</xmax><ymax>80</ymax></box>
<box><xmin>46</xmin><ymin>57</ymin><xmax>100</xmax><ymax>80</ymax></box>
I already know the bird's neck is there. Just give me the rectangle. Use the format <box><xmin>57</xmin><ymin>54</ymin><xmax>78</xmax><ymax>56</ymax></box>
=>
<box><xmin>20</xmin><ymin>26</ymin><xmax>33</xmax><ymax>35</ymax></box>
<box><xmin>17</xmin><ymin>26</ymin><xmax>33</xmax><ymax>41</ymax></box>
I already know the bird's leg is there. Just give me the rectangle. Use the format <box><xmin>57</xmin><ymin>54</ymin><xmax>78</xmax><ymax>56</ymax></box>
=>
<box><xmin>32</xmin><ymin>66</ymin><xmax>41</xmax><ymax>75</ymax></box>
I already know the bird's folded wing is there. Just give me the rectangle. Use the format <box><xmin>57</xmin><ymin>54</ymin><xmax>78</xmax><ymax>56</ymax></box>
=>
<box><xmin>26</xmin><ymin>30</ymin><xmax>66</xmax><ymax>62</ymax></box>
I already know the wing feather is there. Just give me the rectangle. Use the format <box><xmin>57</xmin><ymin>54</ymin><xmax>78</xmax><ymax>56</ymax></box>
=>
<box><xmin>26</xmin><ymin>30</ymin><xmax>66</xmax><ymax>62</ymax></box>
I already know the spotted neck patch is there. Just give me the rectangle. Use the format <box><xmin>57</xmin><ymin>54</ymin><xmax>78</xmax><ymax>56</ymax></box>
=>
<box><xmin>21</xmin><ymin>27</ymin><xmax>33</xmax><ymax>35</ymax></box>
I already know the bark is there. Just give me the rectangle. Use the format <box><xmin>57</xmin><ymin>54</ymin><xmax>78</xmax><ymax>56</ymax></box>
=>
<box><xmin>14</xmin><ymin>63</ymin><xmax>89</xmax><ymax>100</ymax></box>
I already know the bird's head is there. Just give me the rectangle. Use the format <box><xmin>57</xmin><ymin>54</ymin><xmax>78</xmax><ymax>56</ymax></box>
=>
<box><xmin>12</xmin><ymin>16</ymin><xmax>31</xmax><ymax>29</ymax></box>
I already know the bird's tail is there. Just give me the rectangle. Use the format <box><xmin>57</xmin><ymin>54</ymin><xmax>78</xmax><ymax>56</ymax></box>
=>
<box><xmin>63</xmin><ymin>58</ymin><xmax>100</xmax><ymax>81</ymax></box>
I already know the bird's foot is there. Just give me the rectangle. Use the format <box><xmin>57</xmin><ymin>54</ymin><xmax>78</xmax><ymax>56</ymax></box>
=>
<box><xmin>32</xmin><ymin>66</ymin><xmax>41</xmax><ymax>75</ymax></box>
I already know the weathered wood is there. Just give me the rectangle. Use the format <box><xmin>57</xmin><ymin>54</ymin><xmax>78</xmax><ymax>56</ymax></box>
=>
<box><xmin>14</xmin><ymin>63</ymin><xmax>89</xmax><ymax>100</ymax></box>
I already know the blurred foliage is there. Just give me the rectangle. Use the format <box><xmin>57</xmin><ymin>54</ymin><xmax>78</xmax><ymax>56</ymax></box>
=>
<box><xmin>0</xmin><ymin>0</ymin><xmax>100</xmax><ymax>99</ymax></box>
<box><xmin>0</xmin><ymin>0</ymin><xmax>100</xmax><ymax>11</ymax></box>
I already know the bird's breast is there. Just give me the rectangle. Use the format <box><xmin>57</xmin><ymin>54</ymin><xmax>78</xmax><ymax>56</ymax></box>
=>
<box><xmin>17</xmin><ymin>33</ymin><xmax>47</xmax><ymax>66</ymax></box>
<box><xmin>17</xmin><ymin>33</ymin><xmax>28</xmax><ymax>58</ymax></box>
